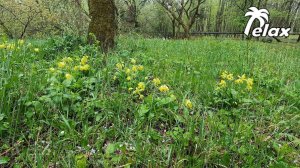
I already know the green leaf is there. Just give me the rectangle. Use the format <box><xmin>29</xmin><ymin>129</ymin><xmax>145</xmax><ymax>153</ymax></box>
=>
<box><xmin>138</xmin><ymin>105</ymin><xmax>149</xmax><ymax>117</ymax></box>
<box><xmin>0</xmin><ymin>156</ymin><xmax>10</xmax><ymax>165</ymax></box>
<box><xmin>75</xmin><ymin>154</ymin><xmax>87</xmax><ymax>168</ymax></box>
<box><xmin>0</xmin><ymin>113</ymin><xmax>4</xmax><ymax>121</ymax></box>
<box><xmin>106</xmin><ymin>143</ymin><xmax>116</xmax><ymax>155</ymax></box>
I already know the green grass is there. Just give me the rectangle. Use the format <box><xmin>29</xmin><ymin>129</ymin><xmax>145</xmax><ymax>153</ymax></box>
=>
<box><xmin>0</xmin><ymin>36</ymin><xmax>299</xmax><ymax>167</ymax></box>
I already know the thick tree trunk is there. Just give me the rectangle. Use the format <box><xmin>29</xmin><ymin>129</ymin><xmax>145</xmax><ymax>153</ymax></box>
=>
<box><xmin>297</xmin><ymin>34</ymin><xmax>300</xmax><ymax>42</ymax></box>
<box><xmin>88</xmin><ymin>0</ymin><xmax>117</xmax><ymax>53</ymax></box>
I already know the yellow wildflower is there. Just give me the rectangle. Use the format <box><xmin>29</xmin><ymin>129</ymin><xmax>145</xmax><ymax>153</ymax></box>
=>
<box><xmin>221</xmin><ymin>71</ymin><xmax>228</xmax><ymax>79</ymax></box>
<box><xmin>65</xmin><ymin>73</ymin><xmax>72</xmax><ymax>80</ymax></box>
<box><xmin>63</xmin><ymin>57</ymin><xmax>73</xmax><ymax>63</ymax></box>
<box><xmin>218</xmin><ymin>80</ymin><xmax>227</xmax><ymax>88</ymax></box>
<box><xmin>81</xmin><ymin>56</ymin><xmax>88</xmax><ymax>65</ymax></box>
<box><xmin>185</xmin><ymin>99</ymin><xmax>193</xmax><ymax>109</ymax></box>
<box><xmin>226</xmin><ymin>73</ymin><xmax>234</xmax><ymax>81</ymax></box>
<box><xmin>116</xmin><ymin>63</ymin><xmax>124</xmax><ymax>70</ymax></box>
<box><xmin>132</xmin><ymin>65</ymin><xmax>138</xmax><ymax>72</ymax></box>
<box><xmin>18</xmin><ymin>39</ymin><xmax>25</xmax><ymax>45</ymax></box>
<box><xmin>49</xmin><ymin>67</ymin><xmax>56</xmax><ymax>72</ymax></box>
<box><xmin>126</xmin><ymin>76</ymin><xmax>131</xmax><ymax>81</ymax></box>
<box><xmin>152</xmin><ymin>78</ymin><xmax>161</xmax><ymax>86</ymax></box>
<box><xmin>138</xmin><ymin>65</ymin><xmax>144</xmax><ymax>71</ymax></box>
<box><xmin>239</xmin><ymin>74</ymin><xmax>247</xmax><ymax>81</ymax></box>
<box><xmin>137</xmin><ymin>82</ymin><xmax>146</xmax><ymax>91</ymax></box>
<box><xmin>235</xmin><ymin>74</ymin><xmax>247</xmax><ymax>84</ymax></box>
<box><xmin>130</xmin><ymin>58</ymin><xmax>137</xmax><ymax>64</ymax></box>
<box><xmin>74</xmin><ymin>66</ymin><xmax>80</xmax><ymax>71</ymax></box>
<box><xmin>7</xmin><ymin>44</ymin><xmax>15</xmax><ymax>50</ymax></box>
<box><xmin>159</xmin><ymin>85</ymin><xmax>169</xmax><ymax>93</ymax></box>
<box><xmin>34</xmin><ymin>48</ymin><xmax>39</xmax><ymax>52</ymax></box>
<box><xmin>0</xmin><ymin>44</ymin><xmax>6</xmax><ymax>49</ymax></box>
<box><xmin>125</xmin><ymin>68</ymin><xmax>131</xmax><ymax>74</ymax></box>
<box><xmin>58</xmin><ymin>62</ymin><xmax>66</xmax><ymax>68</ymax></box>
<box><xmin>246</xmin><ymin>78</ymin><xmax>254</xmax><ymax>90</ymax></box>
<box><xmin>80</xmin><ymin>64</ymin><xmax>90</xmax><ymax>71</ymax></box>
<box><xmin>235</xmin><ymin>79</ymin><xmax>244</xmax><ymax>84</ymax></box>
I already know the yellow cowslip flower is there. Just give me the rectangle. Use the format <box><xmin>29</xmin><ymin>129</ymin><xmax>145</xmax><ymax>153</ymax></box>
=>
<box><xmin>247</xmin><ymin>78</ymin><xmax>253</xmax><ymax>86</ymax></box>
<box><xmin>80</xmin><ymin>64</ymin><xmax>90</xmax><ymax>71</ymax></box>
<box><xmin>218</xmin><ymin>80</ymin><xmax>227</xmax><ymax>88</ymax></box>
<box><xmin>138</xmin><ymin>65</ymin><xmax>144</xmax><ymax>71</ymax></box>
<box><xmin>18</xmin><ymin>39</ymin><xmax>25</xmax><ymax>45</ymax></box>
<box><xmin>139</xmin><ymin>94</ymin><xmax>144</xmax><ymax>99</ymax></box>
<box><xmin>246</xmin><ymin>85</ymin><xmax>253</xmax><ymax>91</ymax></box>
<box><xmin>7</xmin><ymin>44</ymin><xmax>15</xmax><ymax>50</ymax></box>
<box><xmin>74</xmin><ymin>66</ymin><xmax>80</xmax><ymax>71</ymax></box>
<box><xmin>239</xmin><ymin>74</ymin><xmax>247</xmax><ymax>81</ymax></box>
<box><xmin>246</xmin><ymin>78</ymin><xmax>254</xmax><ymax>90</ymax></box>
<box><xmin>81</xmin><ymin>56</ymin><xmax>88</xmax><ymax>65</ymax></box>
<box><xmin>125</xmin><ymin>68</ymin><xmax>131</xmax><ymax>74</ymax></box>
<box><xmin>131</xmin><ymin>58</ymin><xmax>137</xmax><ymax>64</ymax></box>
<box><xmin>226</xmin><ymin>73</ymin><xmax>234</xmax><ymax>81</ymax></box>
<box><xmin>235</xmin><ymin>79</ymin><xmax>244</xmax><ymax>84</ymax></box>
<box><xmin>116</xmin><ymin>63</ymin><xmax>124</xmax><ymax>70</ymax></box>
<box><xmin>126</xmin><ymin>76</ymin><xmax>131</xmax><ymax>81</ymax></box>
<box><xmin>65</xmin><ymin>73</ymin><xmax>72</xmax><ymax>80</ymax></box>
<box><xmin>137</xmin><ymin>82</ymin><xmax>145</xmax><ymax>91</ymax></box>
<box><xmin>152</xmin><ymin>78</ymin><xmax>161</xmax><ymax>86</ymax></box>
<box><xmin>58</xmin><ymin>62</ymin><xmax>66</xmax><ymax>68</ymax></box>
<box><xmin>221</xmin><ymin>71</ymin><xmax>228</xmax><ymax>79</ymax></box>
<box><xmin>185</xmin><ymin>99</ymin><xmax>193</xmax><ymax>109</ymax></box>
<box><xmin>132</xmin><ymin>65</ymin><xmax>138</xmax><ymax>72</ymax></box>
<box><xmin>63</xmin><ymin>57</ymin><xmax>73</xmax><ymax>63</ymax></box>
<box><xmin>49</xmin><ymin>67</ymin><xmax>56</xmax><ymax>72</ymax></box>
<box><xmin>0</xmin><ymin>44</ymin><xmax>6</xmax><ymax>49</ymax></box>
<box><xmin>34</xmin><ymin>48</ymin><xmax>39</xmax><ymax>52</ymax></box>
<box><xmin>159</xmin><ymin>85</ymin><xmax>169</xmax><ymax>93</ymax></box>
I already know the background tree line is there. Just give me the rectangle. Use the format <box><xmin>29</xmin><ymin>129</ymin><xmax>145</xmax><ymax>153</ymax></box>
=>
<box><xmin>0</xmin><ymin>0</ymin><xmax>299</xmax><ymax>39</ymax></box>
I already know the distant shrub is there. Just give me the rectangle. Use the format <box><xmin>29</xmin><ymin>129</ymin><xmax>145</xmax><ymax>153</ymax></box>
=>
<box><xmin>42</xmin><ymin>35</ymin><xmax>86</xmax><ymax>60</ymax></box>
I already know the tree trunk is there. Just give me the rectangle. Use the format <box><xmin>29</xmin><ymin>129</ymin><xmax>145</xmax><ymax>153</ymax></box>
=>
<box><xmin>172</xmin><ymin>18</ymin><xmax>176</xmax><ymax>38</ymax></box>
<box><xmin>297</xmin><ymin>34</ymin><xmax>300</xmax><ymax>42</ymax></box>
<box><xmin>182</xmin><ymin>26</ymin><xmax>190</xmax><ymax>38</ymax></box>
<box><xmin>88</xmin><ymin>0</ymin><xmax>117</xmax><ymax>53</ymax></box>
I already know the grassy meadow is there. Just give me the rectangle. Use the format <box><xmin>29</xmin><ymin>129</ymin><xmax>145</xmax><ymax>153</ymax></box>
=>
<box><xmin>0</xmin><ymin>35</ymin><xmax>299</xmax><ymax>167</ymax></box>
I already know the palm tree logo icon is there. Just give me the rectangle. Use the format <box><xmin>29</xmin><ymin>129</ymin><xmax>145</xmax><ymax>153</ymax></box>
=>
<box><xmin>244</xmin><ymin>7</ymin><xmax>269</xmax><ymax>36</ymax></box>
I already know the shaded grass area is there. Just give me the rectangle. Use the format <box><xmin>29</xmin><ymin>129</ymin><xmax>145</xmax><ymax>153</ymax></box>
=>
<box><xmin>0</xmin><ymin>36</ymin><xmax>299</xmax><ymax>167</ymax></box>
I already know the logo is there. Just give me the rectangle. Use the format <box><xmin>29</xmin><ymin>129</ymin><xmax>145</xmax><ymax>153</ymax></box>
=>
<box><xmin>244</xmin><ymin>7</ymin><xmax>290</xmax><ymax>37</ymax></box>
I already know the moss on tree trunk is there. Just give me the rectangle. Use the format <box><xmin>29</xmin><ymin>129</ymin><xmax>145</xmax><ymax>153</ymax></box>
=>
<box><xmin>88</xmin><ymin>0</ymin><xmax>117</xmax><ymax>53</ymax></box>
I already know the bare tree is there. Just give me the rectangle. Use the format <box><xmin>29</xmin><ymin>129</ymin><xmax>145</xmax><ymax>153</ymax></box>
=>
<box><xmin>123</xmin><ymin>0</ymin><xmax>148</xmax><ymax>28</ymax></box>
<box><xmin>156</xmin><ymin>0</ymin><xmax>206</xmax><ymax>38</ymax></box>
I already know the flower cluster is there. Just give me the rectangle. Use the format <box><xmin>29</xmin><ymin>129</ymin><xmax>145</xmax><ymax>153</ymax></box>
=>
<box><xmin>113</xmin><ymin>58</ymin><xmax>193</xmax><ymax>110</ymax></box>
<box><xmin>216</xmin><ymin>71</ymin><xmax>254</xmax><ymax>91</ymax></box>
<box><xmin>0</xmin><ymin>40</ymin><xmax>40</xmax><ymax>53</ymax></box>
<box><xmin>49</xmin><ymin>55</ymin><xmax>91</xmax><ymax>81</ymax></box>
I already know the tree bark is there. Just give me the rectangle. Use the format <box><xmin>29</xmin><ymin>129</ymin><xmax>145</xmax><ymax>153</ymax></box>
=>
<box><xmin>88</xmin><ymin>0</ymin><xmax>117</xmax><ymax>53</ymax></box>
